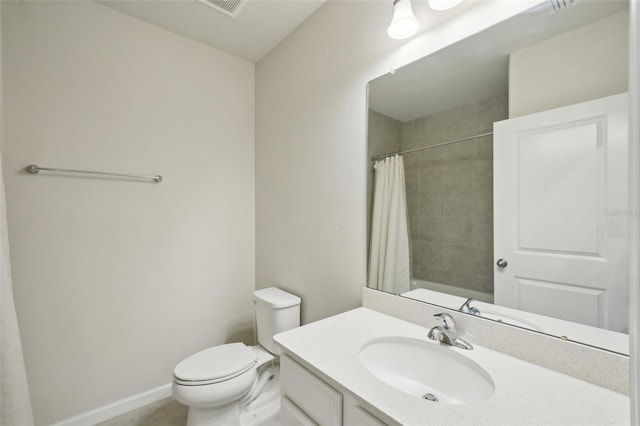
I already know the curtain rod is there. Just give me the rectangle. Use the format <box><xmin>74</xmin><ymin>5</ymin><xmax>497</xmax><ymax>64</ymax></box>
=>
<box><xmin>26</xmin><ymin>164</ymin><xmax>163</xmax><ymax>183</ymax></box>
<box><xmin>370</xmin><ymin>130</ymin><xmax>493</xmax><ymax>162</ymax></box>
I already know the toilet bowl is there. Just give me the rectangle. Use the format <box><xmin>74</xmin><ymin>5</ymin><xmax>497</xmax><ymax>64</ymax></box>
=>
<box><xmin>172</xmin><ymin>288</ymin><xmax>301</xmax><ymax>426</ymax></box>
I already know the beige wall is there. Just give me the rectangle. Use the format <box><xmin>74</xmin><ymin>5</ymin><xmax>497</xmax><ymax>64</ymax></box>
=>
<box><xmin>2</xmin><ymin>2</ymin><xmax>255</xmax><ymax>424</ymax></box>
<box><xmin>255</xmin><ymin>0</ymin><xmax>542</xmax><ymax>324</ymax></box>
<box><xmin>509</xmin><ymin>10</ymin><xmax>629</xmax><ymax>118</ymax></box>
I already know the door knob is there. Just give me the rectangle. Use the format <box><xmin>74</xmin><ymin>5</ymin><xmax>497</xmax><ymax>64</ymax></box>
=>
<box><xmin>496</xmin><ymin>258</ymin><xmax>508</xmax><ymax>268</ymax></box>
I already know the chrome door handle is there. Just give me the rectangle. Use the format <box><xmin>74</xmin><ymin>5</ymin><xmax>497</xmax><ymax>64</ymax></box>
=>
<box><xmin>496</xmin><ymin>258</ymin><xmax>508</xmax><ymax>268</ymax></box>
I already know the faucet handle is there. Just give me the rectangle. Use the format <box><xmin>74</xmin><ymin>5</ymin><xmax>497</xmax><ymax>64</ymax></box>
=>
<box><xmin>459</xmin><ymin>298</ymin><xmax>481</xmax><ymax>315</ymax></box>
<box><xmin>433</xmin><ymin>313</ymin><xmax>456</xmax><ymax>331</ymax></box>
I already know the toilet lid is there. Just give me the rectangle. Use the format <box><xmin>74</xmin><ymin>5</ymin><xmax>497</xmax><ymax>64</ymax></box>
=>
<box><xmin>174</xmin><ymin>343</ymin><xmax>257</xmax><ymax>382</ymax></box>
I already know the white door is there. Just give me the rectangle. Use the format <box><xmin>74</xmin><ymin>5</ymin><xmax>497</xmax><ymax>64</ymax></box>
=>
<box><xmin>493</xmin><ymin>93</ymin><xmax>628</xmax><ymax>332</ymax></box>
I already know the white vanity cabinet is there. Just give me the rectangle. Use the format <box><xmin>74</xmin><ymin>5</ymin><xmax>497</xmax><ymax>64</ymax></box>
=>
<box><xmin>342</xmin><ymin>394</ymin><xmax>387</xmax><ymax>426</ymax></box>
<box><xmin>280</xmin><ymin>354</ymin><xmax>389</xmax><ymax>426</ymax></box>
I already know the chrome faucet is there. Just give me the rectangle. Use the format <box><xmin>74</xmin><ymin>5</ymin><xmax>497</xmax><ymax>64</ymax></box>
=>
<box><xmin>459</xmin><ymin>298</ymin><xmax>481</xmax><ymax>316</ymax></box>
<box><xmin>427</xmin><ymin>313</ymin><xmax>473</xmax><ymax>350</ymax></box>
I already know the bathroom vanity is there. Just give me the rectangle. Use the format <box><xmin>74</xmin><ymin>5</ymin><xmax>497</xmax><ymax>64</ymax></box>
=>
<box><xmin>274</xmin><ymin>303</ymin><xmax>629</xmax><ymax>425</ymax></box>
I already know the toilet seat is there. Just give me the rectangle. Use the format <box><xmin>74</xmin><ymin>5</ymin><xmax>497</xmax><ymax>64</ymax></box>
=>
<box><xmin>174</xmin><ymin>343</ymin><xmax>257</xmax><ymax>386</ymax></box>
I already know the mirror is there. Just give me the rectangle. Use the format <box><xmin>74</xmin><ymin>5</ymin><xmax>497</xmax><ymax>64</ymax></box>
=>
<box><xmin>367</xmin><ymin>0</ymin><xmax>630</xmax><ymax>354</ymax></box>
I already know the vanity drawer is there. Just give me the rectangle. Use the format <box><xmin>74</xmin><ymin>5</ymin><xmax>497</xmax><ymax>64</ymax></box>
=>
<box><xmin>281</xmin><ymin>354</ymin><xmax>342</xmax><ymax>426</ymax></box>
<box><xmin>344</xmin><ymin>405</ymin><xmax>386</xmax><ymax>426</ymax></box>
<box><xmin>343</xmin><ymin>393</ymin><xmax>387</xmax><ymax>426</ymax></box>
<box><xmin>281</xmin><ymin>396</ymin><xmax>318</xmax><ymax>426</ymax></box>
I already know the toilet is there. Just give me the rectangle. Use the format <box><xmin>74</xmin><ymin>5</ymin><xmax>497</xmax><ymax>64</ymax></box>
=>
<box><xmin>172</xmin><ymin>287</ymin><xmax>301</xmax><ymax>426</ymax></box>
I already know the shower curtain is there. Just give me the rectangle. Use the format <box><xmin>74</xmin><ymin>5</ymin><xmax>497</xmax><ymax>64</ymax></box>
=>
<box><xmin>368</xmin><ymin>155</ymin><xmax>410</xmax><ymax>294</ymax></box>
<box><xmin>1</xmin><ymin>153</ymin><xmax>34</xmax><ymax>425</ymax></box>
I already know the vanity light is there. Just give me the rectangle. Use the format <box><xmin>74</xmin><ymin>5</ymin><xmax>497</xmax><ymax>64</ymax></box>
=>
<box><xmin>387</xmin><ymin>0</ymin><xmax>419</xmax><ymax>40</ymax></box>
<box><xmin>427</xmin><ymin>0</ymin><xmax>462</xmax><ymax>11</ymax></box>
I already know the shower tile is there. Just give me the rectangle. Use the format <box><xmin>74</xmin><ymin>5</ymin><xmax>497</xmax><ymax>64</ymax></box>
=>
<box><xmin>422</xmin><ymin>148</ymin><xmax>447</xmax><ymax>166</ymax></box>
<box><xmin>444</xmin><ymin>268</ymin><xmax>475</xmax><ymax>290</ymax></box>
<box><xmin>474</xmin><ymin>274</ymin><xmax>494</xmax><ymax>295</ymax></box>
<box><xmin>445</xmin><ymin>192</ymin><xmax>473</xmax><ymax>217</ymax></box>
<box><xmin>405</xmin><ymin>167</ymin><xmax>420</xmax><ymax>195</ymax></box>
<box><xmin>475</xmin><ymin>157</ymin><xmax>493</xmax><ymax>181</ymax></box>
<box><xmin>412</xmin><ymin>264</ymin><xmax>423</xmax><ymax>280</ymax></box>
<box><xmin>473</xmin><ymin>247</ymin><xmax>494</xmax><ymax>277</ymax></box>
<box><xmin>446</xmin><ymin>140</ymin><xmax>475</xmax><ymax>162</ymax></box>
<box><xmin>420</xmin><ymin>267</ymin><xmax>448</xmax><ymax>285</ymax></box>
<box><xmin>419</xmin><ymin>116</ymin><xmax>447</xmax><ymax>147</ymax></box>
<box><xmin>444</xmin><ymin>160</ymin><xmax>474</xmax><ymax>194</ymax></box>
<box><xmin>474</xmin><ymin>136</ymin><xmax>493</xmax><ymax>159</ymax></box>
<box><xmin>444</xmin><ymin>214</ymin><xmax>472</xmax><ymax>245</ymax></box>
<box><xmin>472</xmin><ymin>183</ymin><xmax>493</xmax><ymax>217</ymax></box>
<box><xmin>406</xmin><ymin>187</ymin><xmax>420</xmax><ymax>207</ymax></box>
<box><xmin>419</xmin><ymin>164</ymin><xmax>445</xmax><ymax>196</ymax></box>
<box><xmin>408</xmin><ymin>214</ymin><xmax>421</xmax><ymax>241</ymax></box>
<box><xmin>419</xmin><ymin>196</ymin><xmax>444</xmax><ymax>242</ymax></box>
<box><xmin>403</xmin><ymin>152</ymin><xmax>420</xmax><ymax>169</ymax></box>
<box><xmin>421</xmin><ymin>184</ymin><xmax>445</xmax><ymax>207</ymax></box>
<box><xmin>407</xmin><ymin>204</ymin><xmax>421</xmax><ymax>240</ymax></box>
<box><xmin>422</xmin><ymin>241</ymin><xmax>445</xmax><ymax>270</ymax></box>
<box><xmin>407</xmin><ymin>150</ymin><xmax>423</xmax><ymax>168</ymax></box>
<box><xmin>402</xmin><ymin>119</ymin><xmax>422</xmax><ymax>150</ymax></box>
<box><xmin>411</xmin><ymin>240</ymin><xmax>423</xmax><ymax>273</ymax></box>
<box><xmin>472</xmin><ymin>213</ymin><xmax>493</xmax><ymax>249</ymax></box>
<box><xmin>421</xmin><ymin>215</ymin><xmax>445</xmax><ymax>243</ymax></box>
<box><xmin>444</xmin><ymin>244</ymin><xmax>474</xmax><ymax>273</ymax></box>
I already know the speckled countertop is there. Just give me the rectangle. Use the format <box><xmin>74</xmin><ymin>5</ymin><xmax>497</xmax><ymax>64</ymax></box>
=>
<box><xmin>274</xmin><ymin>307</ymin><xmax>629</xmax><ymax>426</ymax></box>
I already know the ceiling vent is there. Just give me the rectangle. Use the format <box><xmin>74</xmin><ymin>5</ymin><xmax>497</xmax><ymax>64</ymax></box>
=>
<box><xmin>549</xmin><ymin>0</ymin><xmax>581</xmax><ymax>13</ymax></box>
<box><xmin>196</xmin><ymin>0</ymin><xmax>245</xmax><ymax>18</ymax></box>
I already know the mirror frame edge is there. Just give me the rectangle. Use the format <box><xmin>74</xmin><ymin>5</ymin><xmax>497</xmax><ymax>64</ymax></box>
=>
<box><xmin>365</xmin><ymin>2</ymin><xmax>640</xmax><ymax>419</ymax></box>
<box><xmin>628</xmin><ymin>0</ymin><xmax>639</xmax><ymax>422</ymax></box>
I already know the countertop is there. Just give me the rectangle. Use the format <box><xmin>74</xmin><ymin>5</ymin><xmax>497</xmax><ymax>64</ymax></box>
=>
<box><xmin>274</xmin><ymin>307</ymin><xmax>630</xmax><ymax>426</ymax></box>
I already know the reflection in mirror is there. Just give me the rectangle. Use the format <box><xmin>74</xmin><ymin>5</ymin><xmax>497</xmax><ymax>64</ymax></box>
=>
<box><xmin>367</xmin><ymin>0</ymin><xmax>630</xmax><ymax>354</ymax></box>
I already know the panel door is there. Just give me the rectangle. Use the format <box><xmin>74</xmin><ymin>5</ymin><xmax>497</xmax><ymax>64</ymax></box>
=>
<box><xmin>493</xmin><ymin>93</ymin><xmax>628</xmax><ymax>332</ymax></box>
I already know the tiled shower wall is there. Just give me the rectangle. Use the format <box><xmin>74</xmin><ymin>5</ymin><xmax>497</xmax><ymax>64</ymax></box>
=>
<box><xmin>403</xmin><ymin>95</ymin><xmax>507</xmax><ymax>298</ymax></box>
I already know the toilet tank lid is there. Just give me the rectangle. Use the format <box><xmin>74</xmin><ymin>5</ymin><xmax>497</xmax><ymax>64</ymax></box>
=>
<box><xmin>254</xmin><ymin>287</ymin><xmax>301</xmax><ymax>308</ymax></box>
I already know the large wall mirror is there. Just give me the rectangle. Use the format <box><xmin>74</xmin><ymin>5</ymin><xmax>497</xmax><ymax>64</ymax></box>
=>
<box><xmin>367</xmin><ymin>0</ymin><xmax>630</xmax><ymax>355</ymax></box>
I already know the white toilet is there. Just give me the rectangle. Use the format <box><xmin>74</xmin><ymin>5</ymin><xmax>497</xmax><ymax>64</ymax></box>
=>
<box><xmin>172</xmin><ymin>287</ymin><xmax>301</xmax><ymax>426</ymax></box>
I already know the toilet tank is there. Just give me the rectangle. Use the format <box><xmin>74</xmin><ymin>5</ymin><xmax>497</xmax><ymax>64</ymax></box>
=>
<box><xmin>254</xmin><ymin>287</ymin><xmax>301</xmax><ymax>355</ymax></box>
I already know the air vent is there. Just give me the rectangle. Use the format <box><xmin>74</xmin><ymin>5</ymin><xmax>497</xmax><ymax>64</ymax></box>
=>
<box><xmin>549</xmin><ymin>0</ymin><xmax>581</xmax><ymax>13</ymax></box>
<box><xmin>196</xmin><ymin>0</ymin><xmax>245</xmax><ymax>18</ymax></box>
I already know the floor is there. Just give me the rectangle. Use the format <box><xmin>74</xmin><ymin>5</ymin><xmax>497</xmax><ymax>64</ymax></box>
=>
<box><xmin>95</xmin><ymin>398</ymin><xmax>188</xmax><ymax>426</ymax></box>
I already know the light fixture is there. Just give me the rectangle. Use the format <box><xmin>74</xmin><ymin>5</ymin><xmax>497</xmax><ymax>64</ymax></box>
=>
<box><xmin>427</xmin><ymin>0</ymin><xmax>463</xmax><ymax>11</ymax></box>
<box><xmin>387</xmin><ymin>0</ymin><xmax>419</xmax><ymax>40</ymax></box>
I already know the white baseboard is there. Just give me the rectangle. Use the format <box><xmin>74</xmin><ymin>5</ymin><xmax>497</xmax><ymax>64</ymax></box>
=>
<box><xmin>49</xmin><ymin>383</ymin><xmax>172</xmax><ymax>426</ymax></box>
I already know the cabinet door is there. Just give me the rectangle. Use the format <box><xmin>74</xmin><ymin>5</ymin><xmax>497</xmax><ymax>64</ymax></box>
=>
<box><xmin>281</xmin><ymin>396</ymin><xmax>318</xmax><ymax>426</ymax></box>
<box><xmin>281</xmin><ymin>355</ymin><xmax>342</xmax><ymax>426</ymax></box>
<box><xmin>343</xmin><ymin>393</ymin><xmax>387</xmax><ymax>426</ymax></box>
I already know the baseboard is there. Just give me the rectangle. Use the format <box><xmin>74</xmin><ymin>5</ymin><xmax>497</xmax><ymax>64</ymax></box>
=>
<box><xmin>49</xmin><ymin>383</ymin><xmax>172</xmax><ymax>426</ymax></box>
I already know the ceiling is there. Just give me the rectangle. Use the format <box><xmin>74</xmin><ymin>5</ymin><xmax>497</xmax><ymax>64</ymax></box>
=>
<box><xmin>369</xmin><ymin>0</ymin><xmax>629</xmax><ymax>122</ymax></box>
<box><xmin>98</xmin><ymin>0</ymin><xmax>326</xmax><ymax>62</ymax></box>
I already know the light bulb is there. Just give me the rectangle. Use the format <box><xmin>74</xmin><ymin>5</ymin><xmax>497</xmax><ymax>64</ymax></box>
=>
<box><xmin>427</xmin><ymin>0</ymin><xmax>463</xmax><ymax>11</ymax></box>
<box><xmin>387</xmin><ymin>0</ymin><xmax>419</xmax><ymax>40</ymax></box>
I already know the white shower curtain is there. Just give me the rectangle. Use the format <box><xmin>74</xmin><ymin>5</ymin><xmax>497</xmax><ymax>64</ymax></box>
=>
<box><xmin>368</xmin><ymin>155</ymin><xmax>410</xmax><ymax>294</ymax></box>
<box><xmin>1</xmin><ymin>153</ymin><xmax>34</xmax><ymax>425</ymax></box>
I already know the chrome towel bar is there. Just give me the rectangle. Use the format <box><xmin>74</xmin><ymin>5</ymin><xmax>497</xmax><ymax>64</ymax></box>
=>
<box><xmin>26</xmin><ymin>164</ymin><xmax>163</xmax><ymax>183</ymax></box>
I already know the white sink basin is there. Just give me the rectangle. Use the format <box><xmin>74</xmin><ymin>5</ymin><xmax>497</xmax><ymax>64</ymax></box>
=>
<box><xmin>359</xmin><ymin>337</ymin><xmax>495</xmax><ymax>404</ymax></box>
